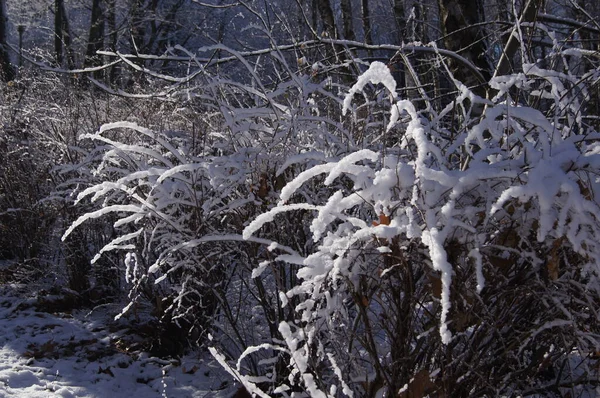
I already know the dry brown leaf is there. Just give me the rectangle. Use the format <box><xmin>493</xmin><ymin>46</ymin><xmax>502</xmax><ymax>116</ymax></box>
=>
<box><xmin>372</xmin><ymin>213</ymin><xmax>390</xmax><ymax>226</ymax></box>
<box><xmin>427</xmin><ymin>271</ymin><xmax>442</xmax><ymax>299</ymax></box>
<box><xmin>257</xmin><ymin>173</ymin><xmax>269</xmax><ymax>200</ymax></box>
<box><xmin>547</xmin><ymin>236</ymin><xmax>565</xmax><ymax>281</ymax></box>
<box><xmin>360</xmin><ymin>295</ymin><xmax>369</xmax><ymax>307</ymax></box>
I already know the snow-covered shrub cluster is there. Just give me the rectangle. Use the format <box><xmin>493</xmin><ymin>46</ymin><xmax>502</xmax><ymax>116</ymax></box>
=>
<box><xmin>0</xmin><ymin>73</ymin><xmax>111</xmax><ymax>288</ymax></box>
<box><xmin>231</xmin><ymin>48</ymin><xmax>600</xmax><ymax>397</ymax></box>
<box><xmin>59</xmin><ymin>46</ymin><xmax>350</xmax><ymax>356</ymax></box>
<box><xmin>60</xmin><ymin>29</ymin><xmax>600</xmax><ymax>398</ymax></box>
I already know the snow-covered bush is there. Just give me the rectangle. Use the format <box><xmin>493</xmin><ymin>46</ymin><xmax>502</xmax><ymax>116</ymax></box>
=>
<box><xmin>59</xmin><ymin>26</ymin><xmax>600</xmax><ymax>397</ymax></box>
<box><xmin>0</xmin><ymin>73</ymin><xmax>98</xmax><ymax>286</ymax></box>
<box><xmin>59</xmin><ymin>45</ymin><xmax>353</xmax><ymax>356</ymax></box>
<box><xmin>233</xmin><ymin>45</ymin><xmax>600</xmax><ymax>397</ymax></box>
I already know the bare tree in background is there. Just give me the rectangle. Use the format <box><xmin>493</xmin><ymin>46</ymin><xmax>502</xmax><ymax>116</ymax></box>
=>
<box><xmin>438</xmin><ymin>0</ymin><xmax>491</xmax><ymax>94</ymax></box>
<box><xmin>106</xmin><ymin>0</ymin><xmax>120</xmax><ymax>83</ymax></box>
<box><xmin>54</xmin><ymin>0</ymin><xmax>74</xmax><ymax>68</ymax></box>
<box><xmin>84</xmin><ymin>0</ymin><xmax>105</xmax><ymax>76</ymax></box>
<box><xmin>393</xmin><ymin>0</ymin><xmax>406</xmax><ymax>43</ymax></box>
<box><xmin>340</xmin><ymin>0</ymin><xmax>355</xmax><ymax>41</ymax></box>
<box><xmin>0</xmin><ymin>0</ymin><xmax>14</xmax><ymax>81</ymax></box>
<box><xmin>315</xmin><ymin>0</ymin><xmax>337</xmax><ymax>38</ymax></box>
<box><xmin>362</xmin><ymin>0</ymin><xmax>373</xmax><ymax>47</ymax></box>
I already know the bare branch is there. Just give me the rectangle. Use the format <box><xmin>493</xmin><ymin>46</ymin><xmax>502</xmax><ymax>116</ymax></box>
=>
<box><xmin>538</xmin><ymin>13</ymin><xmax>600</xmax><ymax>34</ymax></box>
<box><xmin>191</xmin><ymin>0</ymin><xmax>241</xmax><ymax>8</ymax></box>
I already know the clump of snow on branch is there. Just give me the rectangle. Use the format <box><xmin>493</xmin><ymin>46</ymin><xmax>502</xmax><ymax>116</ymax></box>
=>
<box><xmin>342</xmin><ymin>61</ymin><xmax>397</xmax><ymax>116</ymax></box>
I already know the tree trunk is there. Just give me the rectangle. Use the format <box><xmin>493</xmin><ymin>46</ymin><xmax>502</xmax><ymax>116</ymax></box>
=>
<box><xmin>0</xmin><ymin>0</ymin><xmax>14</xmax><ymax>81</ymax></box>
<box><xmin>106</xmin><ymin>0</ymin><xmax>119</xmax><ymax>83</ymax></box>
<box><xmin>340</xmin><ymin>0</ymin><xmax>355</xmax><ymax>41</ymax></box>
<box><xmin>393</xmin><ymin>0</ymin><xmax>405</xmax><ymax>43</ymax></box>
<box><xmin>155</xmin><ymin>0</ymin><xmax>186</xmax><ymax>58</ymax></box>
<box><xmin>130</xmin><ymin>0</ymin><xmax>147</xmax><ymax>54</ymax></box>
<box><xmin>362</xmin><ymin>0</ymin><xmax>373</xmax><ymax>49</ymax></box>
<box><xmin>84</xmin><ymin>0</ymin><xmax>105</xmax><ymax>76</ymax></box>
<box><xmin>54</xmin><ymin>0</ymin><xmax>74</xmax><ymax>69</ymax></box>
<box><xmin>492</xmin><ymin>0</ymin><xmax>542</xmax><ymax>79</ymax></box>
<box><xmin>438</xmin><ymin>0</ymin><xmax>490</xmax><ymax>95</ymax></box>
<box><xmin>311</xmin><ymin>0</ymin><xmax>318</xmax><ymax>35</ymax></box>
<box><xmin>415</xmin><ymin>2</ymin><xmax>428</xmax><ymax>42</ymax></box>
<box><xmin>54</xmin><ymin>0</ymin><xmax>63</xmax><ymax>65</ymax></box>
<box><xmin>107</xmin><ymin>0</ymin><xmax>117</xmax><ymax>49</ymax></box>
<box><xmin>316</xmin><ymin>0</ymin><xmax>337</xmax><ymax>38</ymax></box>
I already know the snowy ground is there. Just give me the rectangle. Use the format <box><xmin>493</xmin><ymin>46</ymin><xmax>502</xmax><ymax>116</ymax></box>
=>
<box><xmin>0</xmin><ymin>284</ymin><xmax>233</xmax><ymax>398</ymax></box>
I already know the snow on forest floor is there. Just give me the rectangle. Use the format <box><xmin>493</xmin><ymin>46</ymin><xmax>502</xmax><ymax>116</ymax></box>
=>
<box><xmin>0</xmin><ymin>284</ymin><xmax>233</xmax><ymax>398</ymax></box>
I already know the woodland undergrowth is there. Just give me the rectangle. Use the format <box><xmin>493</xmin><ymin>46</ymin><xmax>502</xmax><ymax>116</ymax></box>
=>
<box><xmin>1</xmin><ymin>20</ymin><xmax>600</xmax><ymax>398</ymax></box>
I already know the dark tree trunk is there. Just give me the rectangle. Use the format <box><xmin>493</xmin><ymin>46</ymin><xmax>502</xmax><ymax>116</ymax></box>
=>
<box><xmin>393</xmin><ymin>0</ymin><xmax>405</xmax><ymax>43</ymax></box>
<box><xmin>316</xmin><ymin>0</ymin><xmax>337</xmax><ymax>38</ymax></box>
<box><xmin>493</xmin><ymin>0</ymin><xmax>542</xmax><ymax>79</ymax></box>
<box><xmin>361</xmin><ymin>0</ymin><xmax>373</xmax><ymax>58</ymax></box>
<box><xmin>438</xmin><ymin>0</ymin><xmax>491</xmax><ymax>95</ymax></box>
<box><xmin>340</xmin><ymin>0</ymin><xmax>355</xmax><ymax>41</ymax></box>
<box><xmin>130</xmin><ymin>0</ymin><xmax>147</xmax><ymax>54</ymax></box>
<box><xmin>155</xmin><ymin>0</ymin><xmax>186</xmax><ymax>57</ymax></box>
<box><xmin>54</xmin><ymin>0</ymin><xmax>74</xmax><ymax>69</ymax></box>
<box><xmin>311</xmin><ymin>0</ymin><xmax>318</xmax><ymax>35</ymax></box>
<box><xmin>362</xmin><ymin>0</ymin><xmax>373</xmax><ymax>46</ymax></box>
<box><xmin>107</xmin><ymin>0</ymin><xmax>117</xmax><ymax>49</ymax></box>
<box><xmin>106</xmin><ymin>0</ymin><xmax>119</xmax><ymax>83</ymax></box>
<box><xmin>0</xmin><ymin>0</ymin><xmax>14</xmax><ymax>81</ymax></box>
<box><xmin>54</xmin><ymin>0</ymin><xmax>63</xmax><ymax>65</ymax></box>
<box><xmin>127</xmin><ymin>0</ymin><xmax>185</xmax><ymax>63</ymax></box>
<box><xmin>64</xmin><ymin>230</ymin><xmax>91</xmax><ymax>293</ymax></box>
<box><xmin>415</xmin><ymin>2</ymin><xmax>428</xmax><ymax>42</ymax></box>
<box><xmin>84</xmin><ymin>0</ymin><xmax>105</xmax><ymax>77</ymax></box>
